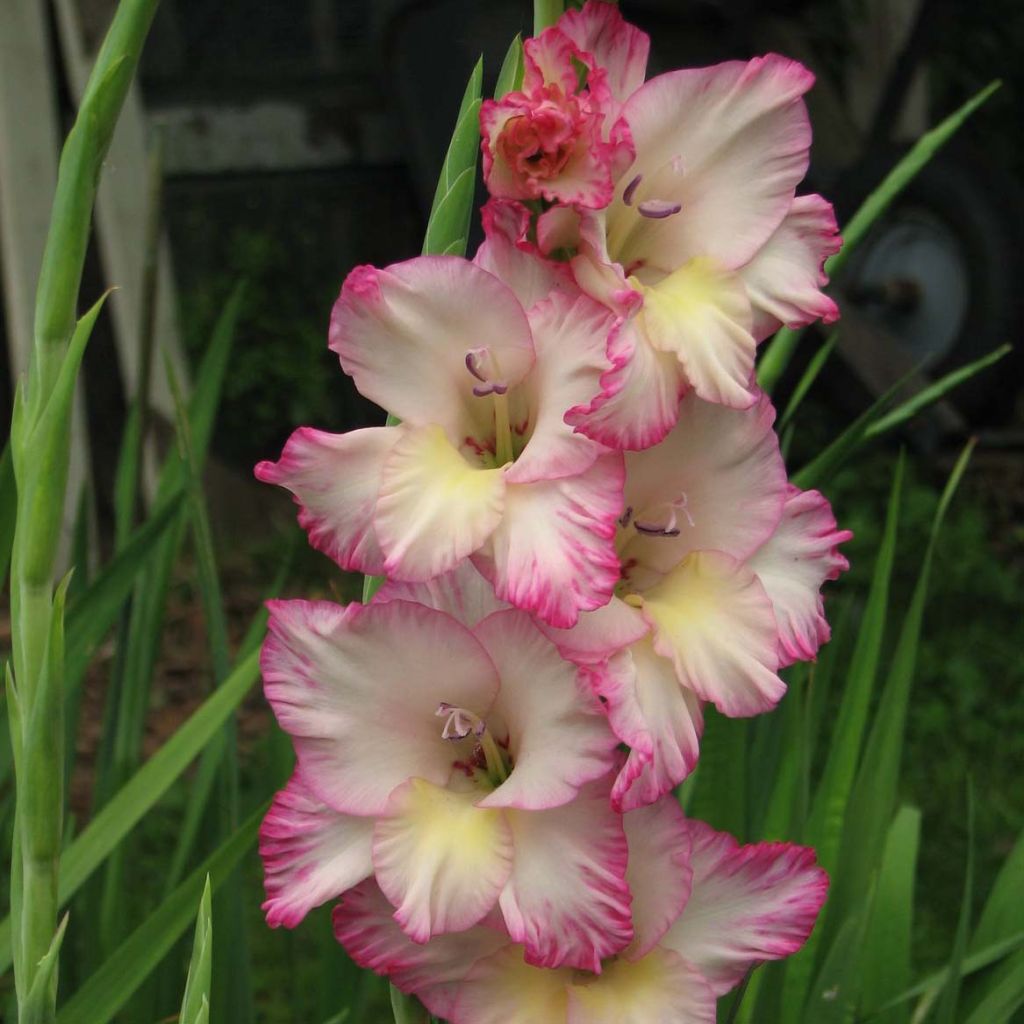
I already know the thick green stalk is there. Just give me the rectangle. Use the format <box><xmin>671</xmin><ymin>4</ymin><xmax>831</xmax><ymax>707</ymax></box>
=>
<box><xmin>6</xmin><ymin>2</ymin><xmax>160</xmax><ymax>1019</ymax></box>
<box><xmin>533</xmin><ymin>0</ymin><xmax>564</xmax><ymax>34</ymax></box>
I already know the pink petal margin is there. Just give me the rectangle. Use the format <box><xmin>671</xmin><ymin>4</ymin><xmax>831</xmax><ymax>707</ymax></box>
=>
<box><xmin>662</xmin><ymin>818</ymin><xmax>830</xmax><ymax>996</ymax></box>
<box><xmin>260</xmin><ymin>772</ymin><xmax>373</xmax><ymax>929</ymax></box>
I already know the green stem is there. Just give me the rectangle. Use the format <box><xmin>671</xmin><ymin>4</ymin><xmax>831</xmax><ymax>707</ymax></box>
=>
<box><xmin>533</xmin><ymin>0</ymin><xmax>564</xmax><ymax>35</ymax></box>
<box><xmin>7</xmin><ymin>1</ymin><xmax>162</xmax><ymax>1019</ymax></box>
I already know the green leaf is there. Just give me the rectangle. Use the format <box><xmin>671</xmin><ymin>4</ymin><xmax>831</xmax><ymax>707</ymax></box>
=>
<box><xmin>422</xmin><ymin>59</ymin><xmax>483</xmax><ymax>258</ymax></box>
<box><xmin>752</xmin><ymin>670</ymin><xmax>809</xmax><ymax>842</ymax></box>
<box><xmin>972</xmin><ymin>826</ymin><xmax>1024</xmax><ymax>952</ymax></box>
<box><xmin>686</xmin><ymin>711</ymin><xmax>748</xmax><ymax>841</ymax></box>
<box><xmin>15</xmin><ymin>292</ymin><xmax>110</xmax><ymax>588</ymax></box>
<box><xmin>790</xmin><ymin>375</ymin><xmax>909</xmax><ymax>491</ymax></box>
<box><xmin>860</xmin><ymin>806</ymin><xmax>921</xmax><ymax>1024</ymax></box>
<box><xmin>0</xmin><ymin>649</ymin><xmax>260</xmax><ymax>975</ymax></box>
<box><xmin>165</xmin><ymin>356</ymin><xmax>230</xmax><ymax>682</ymax></box>
<box><xmin>63</xmin><ymin>490</ymin><xmax>184</xmax><ymax>685</ymax></box>
<box><xmin>778</xmin><ymin>330</ymin><xmax>839</xmax><ymax>431</ymax></box>
<box><xmin>495</xmin><ymin>35</ymin><xmax>524</xmax><ymax>98</ymax></box>
<box><xmin>165</xmin><ymin>541</ymin><xmax>294</xmax><ymax>892</ymax></box>
<box><xmin>20</xmin><ymin>914</ymin><xmax>68</xmax><ymax>1024</ymax></box>
<box><xmin>863</xmin><ymin>345</ymin><xmax>1011</xmax><ymax>439</ymax></box>
<box><xmin>0</xmin><ymin>440</ymin><xmax>15</xmax><ymax>587</ymax></box>
<box><xmin>805</xmin><ymin>454</ymin><xmax>905</xmax><ymax>870</ymax></box>
<box><xmin>756</xmin><ymin>81</ymin><xmax>1000</xmax><ymax>394</ymax></box>
<box><xmin>179</xmin><ymin>877</ymin><xmax>213</xmax><ymax>1024</ymax></box>
<box><xmin>789</xmin><ymin>341</ymin><xmax>1001</xmax><ymax>492</ymax></box>
<box><xmin>827</xmin><ymin>82</ymin><xmax>1000</xmax><ymax>282</ymax></box>
<box><xmin>30</xmin><ymin>0</ymin><xmax>161</xmax><ymax>403</ymax></box>
<box><xmin>54</xmin><ymin>805</ymin><xmax>263</xmax><ymax>1024</ymax></box>
<box><xmin>822</xmin><ymin>442</ymin><xmax>974</xmax><ymax>979</ymax></box>
<box><xmin>92</xmin><ymin>281</ymin><xmax>245</xmax><ymax>952</ymax></box>
<box><xmin>962</xmin><ymin>949</ymin><xmax>1024</xmax><ymax>1024</ymax></box>
<box><xmin>933</xmin><ymin>786</ymin><xmax>975</xmax><ymax>1024</ymax></box>
<box><xmin>868</xmin><ymin>931</ymin><xmax>1024</xmax><ymax>1019</ymax></box>
<box><xmin>162</xmin><ymin>361</ymin><xmax>249</xmax><ymax>1019</ymax></box>
<box><xmin>390</xmin><ymin>984</ymin><xmax>429</xmax><ymax>1024</ymax></box>
<box><xmin>780</xmin><ymin>461</ymin><xmax>903</xmax><ymax>1018</ymax></box>
<box><xmin>802</xmin><ymin>905</ymin><xmax>872</xmax><ymax>1024</ymax></box>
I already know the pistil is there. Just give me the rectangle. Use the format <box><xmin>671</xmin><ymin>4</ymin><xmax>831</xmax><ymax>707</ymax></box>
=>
<box><xmin>493</xmin><ymin>391</ymin><xmax>514</xmax><ymax>466</ymax></box>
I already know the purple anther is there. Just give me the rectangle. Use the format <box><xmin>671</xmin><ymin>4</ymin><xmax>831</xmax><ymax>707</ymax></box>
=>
<box><xmin>617</xmin><ymin>506</ymin><xmax>634</xmax><ymax>528</ymax></box>
<box><xmin>437</xmin><ymin>702</ymin><xmax>478</xmax><ymax>741</ymax></box>
<box><xmin>472</xmin><ymin>382</ymin><xmax>508</xmax><ymax>398</ymax></box>
<box><xmin>465</xmin><ymin>350</ymin><xmax>487</xmax><ymax>382</ymax></box>
<box><xmin>638</xmin><ymin>200</ymin><xmax>683</xmax><ymax>219</ymax></box>
<box><xmin>622</xmin><ymin>173</ymin><xmax>643</xmax><ymax>206</ymax></box>
<box><xmin>634</xmin><ymin>521</ymin><xmax>681</xmax><ymax>537</ymax></box>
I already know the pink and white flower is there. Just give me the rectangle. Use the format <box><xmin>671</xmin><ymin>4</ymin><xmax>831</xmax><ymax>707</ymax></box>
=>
<box><xmin>334</xmin><ymin>796</ymin><xmax>829</xmax><ymax>1023</ymax></box>
<box><xmin>479</xmin><ymin>9</ymin><xmax>643</xmax><ymax>209</ymax></box>
<box><xmin>546</xmin><ymin>392</ymin><xmax>850</xmax><ymax>809</ymax></box>
<box><xmin>259</xmin><ymin>595</ymin><xmax>632</xmax><ymax>970</ymax></box>
<box><xmin>256</xmin><ymin>255</ymin><xmax>626</xmax><ymax>628</ymax></box>
<box><xmin>487</xmin><ymin>2</ymin><xmax>841</xmax><ymax>448</ymax></box>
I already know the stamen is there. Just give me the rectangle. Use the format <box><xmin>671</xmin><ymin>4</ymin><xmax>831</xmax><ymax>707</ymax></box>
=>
<box><xmin>638</xmin><ymin>199</ymin><xmax>682</xmax><ymax>219</ymax></box>
<box><xmin>435</xmin><ymin>702</ymin><xmax>509</xmax><ymax>784</ymax></box>
<box><xmin>632</xmin><ymin>494</ymin><xmax>693</xmax><ymax>537</ymax></box>
<box><xmin>622</xmin><ymin>173</ymin><xmax>643</xmax><ymax>206</ymax></box>
<box><xmin>436</xmin><ymin>702</ymin><xmax>482</xmax><ymax>741</ymax></box>
<box><xmin>472</xmin><ymin>382</ymin><xmax>508</xmax><ymax>398</ymax></box>
<box><xmin>634</xmin><ymin>520</ymin><xmax>680</xmax><ymax>537</ymax></box>
<box><xmin>676</xmin><ymin>492</ymin><xmax>695</xmax><ymax>528</ymax></box>
<box><xmin>465</xmin><ymin>349</ymin><xmax>488</xmax><ymax>382</ymax></box>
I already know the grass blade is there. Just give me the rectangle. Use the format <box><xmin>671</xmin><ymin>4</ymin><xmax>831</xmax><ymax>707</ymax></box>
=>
<box><xmin>0</xmin><ymin>440</ymin><xmax>15</xmax><ymax>588</ymax></box>
<box><xmin>805</xmin><ymin>453</ymin><xmax>905</xmax><ymax>870</ymax></box>
<box><xmin>791</xmin><ymin>375</ymin><xmax>912</xmax><ymax>491</ymax></box>
<box><xmin>54</xmin><ymin>805</ymin><xmax>263</xmax><ymax>1024</ymax></box>
<box><xmin>779</xmin><ymin>330</ymin><xmax>840</xmax><ymax>430</ymax></box>
<box><xmin>179</xmin><ymin>877</ymin><xmax>213</xmax><ymax>1024</ymax></box>
<box><xmin>973</xmin><ymin>826</ymin><xmax>1024</xmax><ymax>953</ymax></box>
<box><xmin>162</xmin><ymin>357</ymin><xmax>252</xmax><ymax>1024</ymax></box>
<box><xmin>0</xmin><ymin>649</ymin><xmax>260</xmax><ymax>975</ymax></box>
<box><xmin>828</xmin><ymin>83</ymin><xmax>1000</xmax><ymax>282</ymax></box>
<box><xmin>685</xmin><ymin>712</ymin><xmax>748</xmax><ymax>841</ymax></box>
<box><xmin>863</xmin><ymin>345</ymin><xmax>1010</xmax><ymax>439</ymax></box>
<box><xmin>422</xmin><ymin>59</ymin><xmax>483</xmax><ymax>258</ymax></box>
<box><xmin>756</xmin><ymin>81</ymin><xmax>999</xmax><ymax>393</ymax></box>
<box><xmin>63</xmin><ymin>490</ymin><xmax>184</xmax><ymax>685</ymax></box>
<box><xmin>780</xmin><ymin>460</ymin><xmax>904</xmax><ymax>1018</ymax></box>
<box><xmin>962</xmin><ymin>948</ymin><xmax>1024</xmax><ymax>1024</ymax></box>
<box><xmin>860</xmin><ymin>806</ymin><xmax>921</xmax><ymax>1024</ymax></box>
<box><xmin>802</xmin><ymin>904</ymin><xmax>872</xmax><ymax>1024</ymax></box>
<box><xmin>495</xmin><ymin>35</ymin><xmax>524</xmax><ymax>98</ymax></box>
<box><xmin>790</xmin><ymin>343</ymin><xmax>1000</xmax><ymax>491</ymax></box>
<box><xmin>932</xmin><ymin>786</ymin><xmax>975</xmax><ymax>1024</ymax></box>
<box><xmin>867</xmin><ymin>932</ymin><xmax>1024</xmax><ymax>1019</ymax></box>
<box><xmin>823</xmin><ymin>442</ymin><xmax>975</xmax><ymax>976</ymax></box>
<box><xmin>390</xmin><ymin>985</ymin><xmax>430</xmax><ymax>1024</ymax></box>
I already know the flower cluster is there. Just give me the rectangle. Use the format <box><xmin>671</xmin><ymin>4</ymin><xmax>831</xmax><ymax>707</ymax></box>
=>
<box><xmin>256</xmin><ymin>3</ymin><xmax>850</xmax><ymax>1019</ymax></box>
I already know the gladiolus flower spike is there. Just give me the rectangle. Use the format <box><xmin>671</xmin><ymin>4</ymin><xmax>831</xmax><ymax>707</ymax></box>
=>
<box><xmin>255</xmin><ymin>2</ymin><xmax>849</xmax><ymax>1019</ymax></box>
